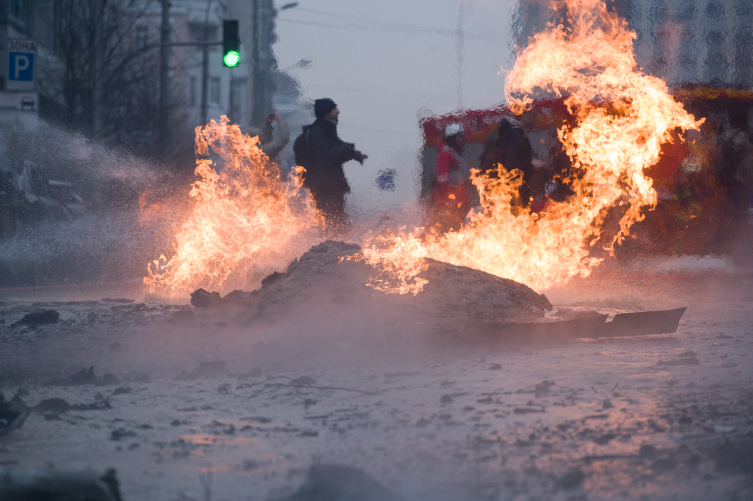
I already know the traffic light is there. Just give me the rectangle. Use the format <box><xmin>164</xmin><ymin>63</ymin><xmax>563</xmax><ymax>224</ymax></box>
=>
<box><xmin>223</xmin><ymin>20</ymin><xmax>240</xmax><ymax>67</ymax></box>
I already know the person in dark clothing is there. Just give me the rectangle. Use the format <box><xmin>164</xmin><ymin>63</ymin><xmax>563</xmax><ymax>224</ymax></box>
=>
<box><xmin>478</xmin><ymin>111</ymin><xmax>543</xmax><ymax>207</ymax></box>
<box><xmin>298</xmin><ymin>98</ymin><xmax>367</xmax><ymax>232</ymax></box>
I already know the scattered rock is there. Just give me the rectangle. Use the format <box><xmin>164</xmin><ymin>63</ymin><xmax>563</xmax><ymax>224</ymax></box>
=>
<box><xmin>110</xmin><ymin>428</ymin><xmax>137</xmax><ymax>441</ymax></box>
<box><xmin>440</xmin><ymin>395</ymin><xmax>453</xmax><ymax>404</ymax></box>
<box><xmin>534</xmin><ymin>380</ymin><xmax>556</xmax><ymax>397</ymax></box>
<box><xmin>261</xmin><ymin>271</ymin><xmax>285</xmax><ymax>287</ymax></box>
<box><xmin>0</xmin><ymin>467</ymin><xmax>122</xmax><ymax>501</ymax></box>
<box><xmin>639</xmin><ymin>444</ymin><xmax>658</xmax><ymax>459</ymax></box>
<box><xmin>275</xmin><ymin>463</ymin><xmax>405</xmax><ymax>501</ymax></box>
<box><xmin>488</xmin><ymin>364</ymin><xmax>503</xmax><ymax>370</ymax></box>
<box><xmin>170</xmin><ymin>419</ymin><xmax>181</xmax><ymax>426</ymax></box>
<box><xmin>34</xmin><ymin>398</ymin><xmax>110</xmax><ymax>413</ymax></box>
<box><xmin>514</xmin><ymin>407</ymin><xmax>546</xmax><ymax>414</ymax></box>
<box><xmin>112</xmin><ymin>387</ymin><xmax>132</xmax><ymax>396</ymax></box>
<box><xmin>602</xmin><ymin>399</ymin><xmax>614</xmax><ymax>409</ymax></box>
<box><xmin>69</xmin><ymin>366</ymin><xmax>99</xmax><ymax>385</ymax></box>
<box><xmin>190</xmin><ymin>289</ymin><xmax>222</xmax><ymax>308</ymax></box>
<box><xmin>13</xmin><ymin>309</ymin><xmax>59</xmax><ymax>326</ymax></box>
<box><xmin>0</xmin><ymin>392</ymin><xmax>30</xmax><ymax>437</ymax></box>
<box><xmin>101</xmin><ymin>298</ymin><xmax>135</xmax><ymax>303</ymax></box>
<box><xmin>34</xmin><ymin>398</ymin><xmax>71</xmax><ymax>413</ymax></box>
<box><xmin>678</xmin><ymin>416</ymin><xmax>692</xmax><ymax>425</ymax></box>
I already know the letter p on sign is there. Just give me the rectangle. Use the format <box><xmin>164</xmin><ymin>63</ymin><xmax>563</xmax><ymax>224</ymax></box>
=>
<box><xmin>14</xmin><ymin>54</ymin><xmax>29</xmax><ymax>79</ymax></box>
<box><xmin>9</xmin><ymin>52</ymin><xmax>34</xmax><ymax>81</ymax></box>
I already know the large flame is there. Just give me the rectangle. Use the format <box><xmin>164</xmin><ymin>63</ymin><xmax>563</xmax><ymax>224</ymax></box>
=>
<box><xmin>144</xmin><ymin>117</ymin><xmax>323</xmax><ymax>297</ymax></box>
<box><xmin>146</xmin><ymin>0</ymin><xmax>703</xmax><ymax>298</ymax></box>
<box><xmin>358</xmin><ymin>0</ymin><xmax>702</xmax><ymax>293</ymax></box>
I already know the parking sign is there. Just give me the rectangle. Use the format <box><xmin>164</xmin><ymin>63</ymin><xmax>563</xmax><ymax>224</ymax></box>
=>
<box><xmin>6</xmin><ymin>39</ymin><xmax>36</xmax><ymax>91</ymax></box>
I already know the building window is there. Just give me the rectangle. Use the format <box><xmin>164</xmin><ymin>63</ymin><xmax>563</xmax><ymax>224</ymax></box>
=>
<box><xmin>210</xmin><ymin>77</ymin><xmax>221</xmax><ymax>104</ymax></box>
<box><xmin>190</xmin><ymin>77</ymin><xmax>197</xmax><ymax>106</ymax></box>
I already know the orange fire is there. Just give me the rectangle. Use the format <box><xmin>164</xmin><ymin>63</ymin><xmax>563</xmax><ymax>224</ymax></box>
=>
<box><xmin>144</xmin><ymin>117</ymin><xmax>323</xmax><ymax>297</ymax></box>
<box><xmin>146</xmin><ymin>0</ymin><xmax>702</xmax><ymax>299</ymax></box>
<box><xmin>357</xmin><ymin>0</ymin><xmax>702</xmax><ymax>293</ymax></box>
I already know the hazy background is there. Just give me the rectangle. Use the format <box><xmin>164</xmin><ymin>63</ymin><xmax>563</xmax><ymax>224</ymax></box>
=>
<box><xmin>273</xmin><ymin>0</ymin><xmax>517</xmax><ymax>214</ymax></box>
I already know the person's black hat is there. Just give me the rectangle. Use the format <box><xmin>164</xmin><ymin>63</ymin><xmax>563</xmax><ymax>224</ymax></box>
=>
<box><xmin>314</xmin><ymin>98</ymin><xmax>337</xmax><ymax>119</ymax></box>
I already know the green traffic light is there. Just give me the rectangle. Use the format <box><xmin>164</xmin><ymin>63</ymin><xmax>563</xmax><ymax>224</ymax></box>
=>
<box><xmin>223</xmin><ymin>50</ymin><xmax>240</xmax><ymax>67</ymax></box>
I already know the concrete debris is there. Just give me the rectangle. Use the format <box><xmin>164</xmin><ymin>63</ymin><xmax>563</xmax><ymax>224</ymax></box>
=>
<box><xmin>62</xmin><ymin>366</ymin><xmax>120</xmax><ymax>386</ymax></box>
<box><xmin>34</xmin><ymin>398</ymin><xmax>111</xmax><ymax>413</ymax></box>
<box><xmin>190</xmin><ymin>289</ymin><xmax>222</xmax><ymax>308</ymax></box>
<box><xmin>110</xmin><ymin>428</ymin><xmax>137</xmax><ymax>441</ymax></box>
<box><xmin>191</xmin><ymin>240</ymin><xmax>552</xmax><ymax>325</ymax></box>
<box><xmin>276</xmin><ymin>464</ymin><xmax>406</xmax><ymax>501</ymax></box>
<box><xmin>0</xmin><ymin>391</ymin><xmax>30</xmax><ymax>437</ymax></box>
<box><xmin>13</xmin><ymin>309</ymin><xmax>59</xmax><ymax>326</ymax></box>
<box><xmin>0</xmin><ymin>467</ymin><xmax>122</xmax><ymax>501</ymax></box>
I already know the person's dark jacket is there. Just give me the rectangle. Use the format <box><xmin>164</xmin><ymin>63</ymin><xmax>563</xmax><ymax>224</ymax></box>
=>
<box><xmin>301</xmin><ymin>118</ymin><xmax>357</xmax><ymax>196</ymax></box>
<box><xmin>479</xmin><ymin>119</ymin><xmax>534</xmax><ymax>180</ymax></box>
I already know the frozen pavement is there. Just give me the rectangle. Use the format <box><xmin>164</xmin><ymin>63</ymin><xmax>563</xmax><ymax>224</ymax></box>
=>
<box><xmin>0</xmin><ymin>271</ymin><xmax>752</xmax><ymax>501</ymax></box>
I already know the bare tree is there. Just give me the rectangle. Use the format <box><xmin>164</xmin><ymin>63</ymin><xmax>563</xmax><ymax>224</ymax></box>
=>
<box><xmin>37</xmin><ymin>0</ymin><xmax>191</xmax><ymax>163</ymax></box>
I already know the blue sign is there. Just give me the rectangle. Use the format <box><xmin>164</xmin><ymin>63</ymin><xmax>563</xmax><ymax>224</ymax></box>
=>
<box><xmin>9</xmin><ymin>52</ymin><xmax>34</xmax><ymax>82</ymax></box>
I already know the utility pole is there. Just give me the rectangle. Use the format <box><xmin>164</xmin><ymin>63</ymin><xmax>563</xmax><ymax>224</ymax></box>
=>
<box><xmin>159</xmin><ymin>0</ymin><xmax>171</xmax><ymax>142</ymax></box>
<box><xmin>201</xmin><ymin>0</ymin><xmax>213</xmax><ymax>124</ymax></box>
<box><xmin>455</xmin><ymin>0</ymin><xmax>465</xmax><ymax>110</ymax></box>
<box><xmin>90</xmin><ymin>0</ymin><xmax>103</xmax><ymax>135</ymax></box>
<box><xmin>250</xmin><ymin>0</ymin><xmax>264</xmax><ymax>126</ymax></box>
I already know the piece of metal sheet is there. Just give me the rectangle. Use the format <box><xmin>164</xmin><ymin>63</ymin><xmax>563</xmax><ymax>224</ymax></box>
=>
<box><xmin>456</xmin><ymin>307</ymin><xmax>686</xmax><ymax>344</ymax></box>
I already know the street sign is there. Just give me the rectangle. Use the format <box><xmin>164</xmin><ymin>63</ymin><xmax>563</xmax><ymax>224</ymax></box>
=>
<box><xmin>6</xmin><ymin>39</ymin><xmax>36</xmax><ymax>91</ymax></box>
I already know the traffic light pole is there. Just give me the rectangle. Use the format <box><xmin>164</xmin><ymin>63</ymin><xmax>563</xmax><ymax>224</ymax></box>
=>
<box><xmin>159</xmin><ymin>0</ymin><xmax>171</xmax><ymax>147</ymax></box>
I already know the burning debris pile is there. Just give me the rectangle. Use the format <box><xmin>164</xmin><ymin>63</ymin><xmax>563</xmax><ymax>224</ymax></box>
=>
<box><xmin>144</xmin><ymin>0</ymin><xmax>704</xmax><ymax>304</ymax></box>
<box><xmin>190</xmin><ymin>240</ymin><xmax>552</xmax><ymax>325</ymax></box>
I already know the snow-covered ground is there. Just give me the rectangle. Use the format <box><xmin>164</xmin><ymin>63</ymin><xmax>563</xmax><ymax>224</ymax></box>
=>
<box><xmin>1</xmin><ymin>265</ymin><xmax>752</xmax><ymax>501</ymax></box>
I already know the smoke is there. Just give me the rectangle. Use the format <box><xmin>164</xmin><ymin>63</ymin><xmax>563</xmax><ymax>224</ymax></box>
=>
<box><xmin>0</xmin><ymin>120</ymin><xmax>190</xmax><ymax>288</ymax></box>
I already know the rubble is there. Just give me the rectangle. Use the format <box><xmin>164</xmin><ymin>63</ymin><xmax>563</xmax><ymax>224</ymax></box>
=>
<box><xmin>191</xmin><ymin>240</ymin><xmax>552</xmax><ymax>325</ymax></box>
<box><xmin>34</xmin><ymin>398</ymin><xmax>111</xmax><ymax>413</ymax></box>
<box><xmin>45</xmin><ymin>366</ymin><xmax>121</xmax><ymax>386</ymax></box>
<box><xmin>276</xmin><ymin>464</ymin><xmax>405</xmax><ymax>501</ymax></box>
<box><xmin>12</xmin><ymin>309</ymin><xmax>59</xmax><ymax>326</ymax></box>
<box><xmin>0</xmin><ymin>391</ymin><xmax>29</xmax><ymax>437</ymax></box>
<box><xmin>0</xmin><ymin>467</ymin><xmax>122</xmax><ymax>501</ymax></box>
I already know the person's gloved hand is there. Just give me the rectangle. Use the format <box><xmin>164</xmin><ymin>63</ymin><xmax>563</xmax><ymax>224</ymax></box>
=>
<box><xmin>353</xmin><ymin>150</ymin><xmax>368</xmax><ymax>165</ymax></box>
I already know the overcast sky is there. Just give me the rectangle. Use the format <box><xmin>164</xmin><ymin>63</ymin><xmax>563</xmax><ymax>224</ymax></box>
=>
<box><xmin>272</xmin><ymin>0</ymin><xmax>519</xmax><ymax>216</ymax></box>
